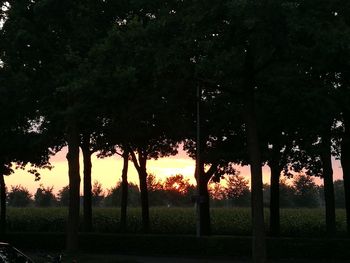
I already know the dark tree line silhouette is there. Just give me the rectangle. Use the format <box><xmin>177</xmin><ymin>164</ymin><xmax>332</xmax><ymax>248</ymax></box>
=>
<box><xmin>1</xmin><ymin>0</ymin><xmax>350</xmax><ymax>261</ymax></box>
<box><xmin>4</xmin><ymin>176</ymin><xmax>346</xmax><ymax>209</ymax></box>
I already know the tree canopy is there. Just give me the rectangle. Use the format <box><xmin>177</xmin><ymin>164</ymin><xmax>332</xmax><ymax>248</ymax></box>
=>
<box><xmin>1</xmin><ymin>0</ymin><xmax>350</xmax><ymax>260</ymax></box>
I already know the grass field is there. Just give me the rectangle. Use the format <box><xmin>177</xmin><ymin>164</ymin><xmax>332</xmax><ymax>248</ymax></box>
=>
<box><xmin>6</xmin><ymin>207</ymin><xmax>347</xmax><ymax>237</ymax></box>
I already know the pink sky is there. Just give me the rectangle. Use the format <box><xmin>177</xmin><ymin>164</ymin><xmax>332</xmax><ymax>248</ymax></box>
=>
<box><xmin>5</xmin><ymin>147</ymin><xmax>344</xmax><ymax>194</ymax></box>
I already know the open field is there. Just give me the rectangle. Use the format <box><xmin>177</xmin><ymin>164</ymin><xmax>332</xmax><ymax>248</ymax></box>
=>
<box><xmin>6</xmin><ymin>207</ymin><xmax>348</xmax><ymax>237</ymax></box>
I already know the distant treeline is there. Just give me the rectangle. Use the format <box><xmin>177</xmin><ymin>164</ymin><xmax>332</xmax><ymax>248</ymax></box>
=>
<box><xmin>7</xmin><ymin>174</ymin><xmax>346</xmax><ymax>209</ymax></box>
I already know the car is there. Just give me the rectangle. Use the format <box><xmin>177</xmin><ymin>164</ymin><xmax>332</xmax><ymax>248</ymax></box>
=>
<box><xmin>0</xmin><ymin>242</ymin><xmax>34</xmax><ymax>263</ymax></box>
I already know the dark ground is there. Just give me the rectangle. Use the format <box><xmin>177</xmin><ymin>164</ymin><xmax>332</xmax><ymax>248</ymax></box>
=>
<box><xmin>27</xmin><ymin>253</ymin><xmax>350</xmax><ymax>263</ymax></box>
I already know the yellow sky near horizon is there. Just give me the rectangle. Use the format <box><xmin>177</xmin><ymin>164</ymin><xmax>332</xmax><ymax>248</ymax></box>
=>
<box><xmin>5</xmin><ymin>147</ymin><xmax>343</xmax><ymax>195</ymax></box>
<box><xmin>6</xmin><ymin>147</ymin><xmax>199</xmax><ymax>195</ymax></box>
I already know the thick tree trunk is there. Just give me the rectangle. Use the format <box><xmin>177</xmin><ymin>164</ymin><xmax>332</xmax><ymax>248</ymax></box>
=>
<box><xmin>269</xmin><ymin>162</ymin><xmax>280</xmax><ymax>237</ymax></box>
<box><xmin>81</xmin><ymin>134</ymin><xmax>92</xmax><ymax>232</ymax></box>
<box><xmin>341</xmin><ymin>113</ymin><xmax>350</xmax><ymax>235</ymax></box>
<box><xmin>120</xmin><ymin>150</ymin><xmax>129</xmax><ymax>232</ymax></box>
<box><xmin>244</xmin><ymin>48</ymin><xmax>266</xmax><ymax>263</ymax></box>
<box><xmin>66</xmin><ymin>121</ymin><xmax>81</xmax><ymax>253</ymax></box>
<box><xmin>320</xmin><ymin>134</ymin><xmax>336</xmax><ymax>237</ymax></box>
<box><xmin>196</xmin><ymin>163</ymin><xmax>211</xmax><ymax>236</ymax></box>
<box><xmin>0</xmin><ymin>173</ymin><xmax>6</xmax><ymax>235</ymax></box>
<box><xmin>198</xmin><ymin>181</ymin><xmax>211</xmax><ymax>235</ymax></box>
<box><xmin>245</xmin><ymin>105</ymin><xmax>266</xmax><ymax>263</ymax></box>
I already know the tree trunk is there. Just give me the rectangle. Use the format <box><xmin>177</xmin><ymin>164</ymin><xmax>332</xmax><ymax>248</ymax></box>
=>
<box><xmin>130</xmin><ymin>149</ymin><xmax>150</xmax><ymax>233</ymax></box>
<box><xmin>269</xmin><ymin>162</ymin><xmax>280</xmax><ymax>237</ymax></box>
<box><xmin>341</xmin><ymin>113</ymin><xmax>350</xmax><ymax>235</ymax></box>
<box><xmin>66</xmin><ymin>121</ymin><xmax>81</xmax><ymax>253</ymax></box>
<box><xmin>245</xmin><ymin>105</ymin><xmax>266</xmax><ymax>263</ymax></box>
<box><xmin>120</xmin><ymin>150</ymin><xmax>129</xmax><ymax>232</ymax></box>
<box><xmin>0</xmin><ymin>173</ymin><xmax>6</xmax><ymax>235</ymax></box>
<box><xmin>320</xmin><ymin>133</ymin><xmax>336</xmax><ymax>237</ymax></box>
<box><xmin>196</xmin><ymin>163</ymin><xmax>211</xmax><ymax>236</ymax></box>
<box><xmin>81</xmin><ymin>134</ymin><xmax>92</xmax><ymax>232</ymax></box>
<box><xmin>139</xmin><ymin>165</ymin><xmax>150</xmax><ymax>233</ymax></box>
<box><xmin>244</xmin><ymin>48</ymin><xmax>266</xmax><ymax>263</ymax></box>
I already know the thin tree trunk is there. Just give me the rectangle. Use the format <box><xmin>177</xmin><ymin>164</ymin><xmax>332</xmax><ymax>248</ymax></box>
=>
<box><xmin>321</xmin><ymin>133</ymin><xmax>336</xmax><ymax>237</ymax></box>
<box><xmin>269</xmin><ymin>162</ymin><xmax>280</xmax><ymax>236</ymax></box>
<box><xmin>139</xmin><ymin>167</ymin><xmax>150</xmax><ymax>232</ymax></box>
<box><xmin>66</xmin><ymin>121</ymin><xmax>81</xmax><ymax>253</ymax></box>
<box><xmin>195</xmin><ymin>84</ymin><xmax>202</xmax><ymax>237</ymax></box>
<box><xmin>120</xmin><ymin>150</ymin><xmax>129</xmax><ymax>232</ymax></box>
<box><xmin>0</xmin><ymin>173</ymin><xmax>6</xmax><ymax>235</ymax></box>
<box><xmin>130</xmin><ymin>149</ymin><xmax>150</xmax><ymax>233</ymax></box>
<box><xmin>81</xmin><ymin>134</ymin><xmax>92</xmax><ymax>232</ymax></box>
<box><xmin>341</xmin><ymin>113</ymin><xmax>350</xmax><ymax>235</ymax></box>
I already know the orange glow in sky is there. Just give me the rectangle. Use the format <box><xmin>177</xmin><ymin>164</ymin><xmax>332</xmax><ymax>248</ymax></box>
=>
<box><xmin>6</xmin><ymin>147</ymin><xmax>198</xmax><ymax>194</ymax></box>
<box><xmin>5</xmin><ymin>147</ymin><xmax>343</xmax><ymax>195</ymax></box>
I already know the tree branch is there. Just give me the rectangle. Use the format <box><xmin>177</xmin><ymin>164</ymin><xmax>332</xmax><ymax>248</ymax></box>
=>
<box><xmin>204</xmin><ymin>162</ymin><xmax>218</xmax><ymax>181</ymax></box>
<box><xmin>129</xmin><ymin>148</ymin><xmax>141</xmax><ymax>174</ymax></box>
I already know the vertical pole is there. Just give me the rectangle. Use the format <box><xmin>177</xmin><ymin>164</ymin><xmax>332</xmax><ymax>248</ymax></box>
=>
<box><xmin>196</xmin><ymin>85</ymin><xmax>201</xmax><ymax>237</ymax></box>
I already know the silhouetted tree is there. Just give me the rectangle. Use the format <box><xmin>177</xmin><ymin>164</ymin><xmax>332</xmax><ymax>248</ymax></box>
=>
<box><xmin>92</xmin><ymin>180</ymin><xmax>104</xmax><ymax>207</ymax></box>
<box><xmin>104</xmin><ymin>182</ymin><xmax>140</xmax><ymax>208</ymax></box>
<box><xmin>147</xmin><ymin>174</ymin><xmax>166</xmax><ymax>207</ymax></box>
<box><xmin>81</xmin><ymin>134</ymin><xmax>93</xmax><ymax>232</ymax></box>
<box><xmin>57</xmin><ymin>186</ymin><xmax>70</xmax><ymax>207</ymax></box>
<box><xmin>225</xmin><ymin>174</ymin><xmax>250</xmax><ymax>207</ymax></box>
<box><xmin>163</xmin><ymin>175</ymin><xmax>194</xmax><ymax>206</ymax></box>
<box><xmin>34</xmin><ymin>185</ymin><xmax>56</xmax><ymax>207</ymax></box>
<box><xmin>334</xmin><ymin>180</ymin><xmax>345</xmax><ymax>208</ymax></box>
<box><xmin>91</xmin><ymin>3</ymin><xmax>182</xmax><ymax>232</ymax></box>
<box><xmin>147</xmin><ymin>174</ymin><xmax>163</xmax><ymax>192</ymax></box>
<box><xmin>209</xmin><ymin>182</ymin><xmax>226</xmax><ymax>202</ymax></box>
<box><xmin>0</xmin><ymin>18</ymin><xmax>53</xmax><ymax>234</ymax></box>
<box><xmin>164</xmin><ymin>175</ymin><xmax>191</xmax><ymax>194</ymax></box>
<box><xmin>279</xmin><ymin>179</ymin><xmax>296</xmax><ymax>208</ymax></box>
<box><xmin>1</xmin><ymin>0</ymin><xmax>125</xmax><ymax>250</ymax></box>
<box><xmin>130</xmin><ymin>143</ymin><xmax>178</xmax><ymax>232</ymax></box>
<box><xmin>293</xmin><ymin>174</ymin><xmax>321</xmax><ymax>208</ymax></box>
<box><xmin>120</xmin><ymin>149</ymin><xmax>129</xmax><ymax>232</ymax></box>
<box><xmin>181</xmin><ymin>1</ymin><xmax>291</xmax><ymax>258</ymax></box>
<box><xmin>341</xmin><ymin>115</ymin><xmax>350</xmax><ymax>234</ymax></box>
<box><xmin>8</xmin><ymin>185</ymin><xmax>32</xmax><ymax>207</ymax></box>
<box><xmin>96</xmin><ymin>148</ymin><xmax>132</xmax><ymax>231</ymax></box>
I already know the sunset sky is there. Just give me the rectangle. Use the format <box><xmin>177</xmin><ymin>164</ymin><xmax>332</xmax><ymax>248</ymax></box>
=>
<box><xmin>5</xmin><ymin>147</ymin><xmax>344</xmax><ymax>195</ymax></box>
